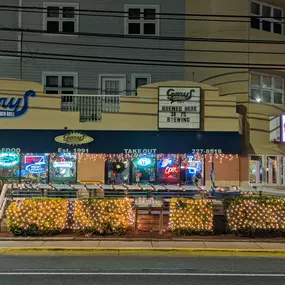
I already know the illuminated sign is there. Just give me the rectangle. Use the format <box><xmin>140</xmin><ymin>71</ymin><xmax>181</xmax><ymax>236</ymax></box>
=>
<box><xmin>158</xmin><ymin>87</ymin><xmax>201</xmax><ymax>129</ymax></box>
<box><xmin>0</xmin><ymin>90</ymin><xmax>36</xmax><ymax>118</ymax></box>
<box><xmin>0</xmin><ymin>152</ymin><xmax>20</xmax><ymax>168</ymax></box>
<box><xmin>164</xmin><ymin>166</ymin><xmax>179</xmax><ymax>176</ymax></box>
<box><xmin>161</xmin><ymin>158</ymin><xmax>174</xmax><ymax>168</ymax></box>
<box><xmin>55</xmin><ymin>132</ymin><xmax>94</xmax><ymax>146</ymax></box>
<box><xmin>59</xmin><ymin>153</ymin><xmax>77</xmax><ymax>159</ymax></box>
<box><xmin>53</xmin><ymin>161</ymin><xmax>73</xmax><ymax>168</ymax></box>
<box><xmin>137</xmin><ymin>158</ymin><xmax>151</xmax><ymax>167</ymax></box>
<box><xmin>24</xmin><ymin>155</ymin><xmax>47</xmax><ymax>175</ymax></box>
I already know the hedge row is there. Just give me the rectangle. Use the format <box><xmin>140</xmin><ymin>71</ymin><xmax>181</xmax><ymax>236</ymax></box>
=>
<box><xmin>7</xmin><ymin>198</ymin><xmax>133</xmax><ymax>236</ymax></box>
<box><xmin>224</xmin><ymin>196</ymin><xmax>285</xmax><ymax>235</ymax></box>
<box><xmin>73</xmin><ymin>199</ymin><xmax>134</xmax><ymax>235</ymax></box>
<box><xmin>7</xmin><ymin>198</ymin><xmax>68</xmax><ymax>236</ymax></box>
<box><xmin>169</xmin><ymin>198</ymin><xmax>213</xmax><ymax>235</ymax></box>
<box><xmin>7</xmin><ymin>196</ymin><xmax>285</xmax><ymax>237</ymax></box>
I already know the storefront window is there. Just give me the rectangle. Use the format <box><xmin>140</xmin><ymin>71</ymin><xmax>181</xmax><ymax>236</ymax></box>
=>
<box><xmin>49</xmin><ymin>153</ymin><xmax>77</xmax><ymax>183</ymax></box>
<box><xmin>21</xmin><ymin>153</ymin><xmax>49</xmax><ymax>183</ymax></box>
<box><xmin>249</xmin><ymin>155</ymin><xmax>263</xmax><ymax>184</ymax></box>
<box><xmin>157</xmin><ymin>154</ymin><xmax>180</xmax><ymax>184</ymax></box>
<box><xmin>107</xmin><ymin>160</ymin><xmax>130</xmax><ymax>184</ymax></box>
<box><xmin>180</xmin><ymin>154</ymin><xmax>203</xmax><ymax>185</ymax></box>
<box><xmin>266</xmin><ymin>155</ymin><xmax>278</xmax><ymax>184</ymax></box>
<box><xmin>132</xmin><ymin>155</ymin><xmax>156</xmax><ymax>184</ymax></box>
<box><xmin>0</xmin><ymin>152</ymin><xmax>20</xmax><ymax>181</ymax></box>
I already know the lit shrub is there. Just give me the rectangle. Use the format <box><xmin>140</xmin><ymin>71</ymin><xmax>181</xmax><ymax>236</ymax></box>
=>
<box><xmin>224</xmin><ymin>196</ymin><xmax>285</xmax><ymax>234</ymax></box>
<box><xmin>73</xmin><ymin>198</ymin><xmax>134</xmax><ymax>235</ymax></box>
<box><xmin>7</xmin><ymin>198</ymin><xmax>69</xmax><ymax>236</ymax></box>
<box><xmin>169</xmin><ymin>198</ymin><xmax>213</xmax><ymax>235</ymax></box>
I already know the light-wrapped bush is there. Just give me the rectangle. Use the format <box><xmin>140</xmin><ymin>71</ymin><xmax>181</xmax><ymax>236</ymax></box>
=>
<box><xmin>169</xmin><ymin>198</ymin><xmax>213</xmax><ymax>235</ymax></box>
<box><xmin>225</xmin><ymin>196</ymin><xmax>285</xmax><ymax>234</ymax></box>
<box><xmin>7</xmin><ymin>198</ymin><xmax>69</xmax><ymax>236</ymax></box>
<box><xmin>73</xmin><ymin>198</ymin><xmax>134</xmax><ymax>235</ymax></box>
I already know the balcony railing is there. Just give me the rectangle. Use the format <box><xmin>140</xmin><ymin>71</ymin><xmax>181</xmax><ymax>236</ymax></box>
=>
<box><xmin>61</xmin><ymin>94</ymin><xmax>121</xmax><ymax>122</ymax></box>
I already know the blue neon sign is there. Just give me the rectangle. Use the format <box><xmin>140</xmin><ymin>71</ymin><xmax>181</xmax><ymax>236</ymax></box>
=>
<box><xmin>24</xmin><ymin>155</ymin><xmax>48</xmax><ymax>175</ymax></box>
<box><xmin>137</xmin><ymin>157</ymin><xmax>151</xmax><ymax>167</ymax></box>
<box><xmin>0</xmin><ymin>152</ymin><xmax>20</xmax><ymax>168</ymax></box>
<box><xmin>160</xmin><ymin>157</ymin><xmax>174</xmax><ymax>168</ymax></box>
<box><xmin>0</xmin><ymin>90</ymin><xmax>36</xmax><ymax>118</ymax></box>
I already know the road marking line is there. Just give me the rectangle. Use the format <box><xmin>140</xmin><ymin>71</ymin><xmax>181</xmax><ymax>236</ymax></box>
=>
<box><xmin>0</xmin><ymin>272</ymin><xmax>283</xmax><ymax>277</ymax></box>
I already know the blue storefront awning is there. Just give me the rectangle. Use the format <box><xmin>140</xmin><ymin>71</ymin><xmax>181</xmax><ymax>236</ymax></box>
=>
<box><xmin>0</xmin><ymin>130</ymin><xmax>242</xmax><ymax>155</ymax></box>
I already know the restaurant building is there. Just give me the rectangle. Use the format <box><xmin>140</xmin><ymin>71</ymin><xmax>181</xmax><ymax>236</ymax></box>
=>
<box><xmin>0</xmin><ymin>78</ymin><xmax>243</xmax><ymax>186</ymax></box>
<box><xmin>185</xmin><ymin>0</ymin><xmax>285</xmax><ymax>189</ymax></box>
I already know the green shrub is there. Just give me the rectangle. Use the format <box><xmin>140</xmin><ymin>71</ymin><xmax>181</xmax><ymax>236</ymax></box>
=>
<box><xmin>72</xmin><ymin>198</ymin><xmax>134</xmax><ymax>235</ymax></box>
<box><xmin>7</xmin><ymin>198</ymin><xmax>68</xmax><ymax>236</ymax></box>
<box><xmin>224</xmin><ymin>196</ymin><xmax>285</xmax><ymax>234</ymax></box>
<box><xmin>169</xmin><ymin>198</ymin><xmax>213</xmax><ymax>235</ymax></box>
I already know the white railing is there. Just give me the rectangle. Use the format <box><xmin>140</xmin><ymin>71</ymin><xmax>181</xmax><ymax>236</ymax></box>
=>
<box><xmin>61</xmin><ymin>94</ymin><xmax>121</xmax><ymax>122</ymax></box>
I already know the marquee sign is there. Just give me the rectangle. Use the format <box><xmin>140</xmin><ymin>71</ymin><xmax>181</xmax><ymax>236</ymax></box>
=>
<box><xmin>158</xmin><ymin>87</ymin><xmax>201</xmax><ymax>129</ymax></box>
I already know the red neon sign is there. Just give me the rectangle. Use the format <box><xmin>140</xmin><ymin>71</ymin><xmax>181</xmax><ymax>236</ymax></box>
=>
<box><xmin>164</xmin><ymin>166</ymin><xmax>179</xmax><ymax>176</ymax></box>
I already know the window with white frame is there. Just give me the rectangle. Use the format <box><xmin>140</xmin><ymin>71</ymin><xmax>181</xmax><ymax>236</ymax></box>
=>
<box><xmin>99</xmin><ymin>75</ymin><xmax>127</xmax><ymax>95</ymax></box>
<box><xmin>249</xmin><ymin>73</ymin><xmax>284</xmax><ymax>105</ymax></box>
<box><xmin>131</xmin><ymin>74</ymin><xmax>151</xmax><ymax>95</ymax></box>
<box><xmin>266</xmin><ymin>155</ymin><xmax>279</xmax><ymax>184</ymax></box>
<box><xmin>249</xmin><ymin>155</ymin><xmax>263</xmax><ymax>184</ymax></box>
<box><xmin>44</xmin><ymin>3</ymin><xmax>79</xmax><ymax>33</ymax></box>
<box><xmin>251</xmin><ymin>1</ymin><xmax>282</xmax><ymax>34</ymax></box>
<box><xmin>125</xmin><ymin>5</ymin><xmax>159</xmax><ymax>35</ymax></box>
<box><xmin>249</xmin><ymin>155</ymin><xmax>285</xmax><ymax>185</ymax></box>
<box><xmin>43</xmin><ymin>72</ymin><xmax>77</xmax><ymax>94</ymax></box>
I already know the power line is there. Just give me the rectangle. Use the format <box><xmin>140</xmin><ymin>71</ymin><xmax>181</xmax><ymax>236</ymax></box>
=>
<box><xmin>1</xmin><ymin>48</ymin><xmax>285</xmax><ymax>67</ymax></box>
<box><xmin>1</xmin><ymin>49</ymin><xmax>285</xmax><ymax>70</ymax></box>
<box><xmin>2</xmin><ymin>37</ymin><xmax>285</xmax><ymax>56</ymax></box>
<box><xmin>1</xmin><ymin>26</ymin><xmax>285</xmax><ymax>45</ymax></box>
<box><xmin>0</xmin><ymin>7</ymin><xmax>250</xmax><ymax>23</ymax></box>
<box><xmin>0</xmin><ymin>4</ymin><xmax>282</xmax><ymax>19</ymax></box>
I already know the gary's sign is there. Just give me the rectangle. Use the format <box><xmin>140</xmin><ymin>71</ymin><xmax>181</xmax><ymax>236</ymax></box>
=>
<box><xmin>166</xmin><ymin>88</ymin><xmax>195</xmax><ymax>104</ymax></box>
<box><xmin>158</xmin><ymin>87</ymin><xmax>201</xmax><ymax>130</ymax></box>
<box><xmin>0</xmin><ymin>90</ymin><xmax>36</xmax><ymax>118</ymax></box>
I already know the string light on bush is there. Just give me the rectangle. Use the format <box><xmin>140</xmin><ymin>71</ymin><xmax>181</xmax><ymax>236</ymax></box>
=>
<box><xmin>169</xmin><ymin>198</ymin><xmax>213</xmax><ymax>235</ymax></box>
<box><xmin>226</xmin><ymin>197</ymin><xmax>285</xmax><ymax>232</ymax></box>
<box><xmin>72</xmin><ymin>198</ymin><xmax>134</xmax><ymax>235</ymax></box>
<box><xmin>6</xmin><ymin>198</ymin><xmax>69</xmax><ymax>236</ymax></box>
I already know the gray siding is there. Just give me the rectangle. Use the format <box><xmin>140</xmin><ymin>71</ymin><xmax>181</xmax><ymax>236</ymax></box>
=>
<box><xmin>0</xmin><ymin>0</ymin><xmax>185</xmax><ymax>94</ymax></box>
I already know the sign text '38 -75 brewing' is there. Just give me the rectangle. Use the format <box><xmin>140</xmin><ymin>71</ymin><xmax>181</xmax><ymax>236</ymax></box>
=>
<box><xmin>158</xmin><ymin>87</ymin><xmax>201</xmax><ymax>129</ymax></box>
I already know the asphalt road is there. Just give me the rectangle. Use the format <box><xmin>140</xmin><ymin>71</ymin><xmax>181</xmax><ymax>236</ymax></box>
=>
<box><xmin>0</xmin><ymin>254</ymin><xmax>285</xmax><ymax>284</ymax></box>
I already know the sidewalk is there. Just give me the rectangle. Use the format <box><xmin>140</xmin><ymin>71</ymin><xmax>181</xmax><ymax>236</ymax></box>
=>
<box><xmin>0</xmin><ymin>240</ymin><xmax>285</xmax><ymax>256</ymax></box>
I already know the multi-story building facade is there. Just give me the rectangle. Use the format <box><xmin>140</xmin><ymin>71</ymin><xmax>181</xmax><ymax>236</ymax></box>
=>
<box><xmin>185</xmin><ymin>0</ymin><xmax>285</xmax><ymax>189</ymax></box>
<box><xmin>0</xmin><ymin>0</ymin><xmax>185</xmax><ymax>96</ymax></box>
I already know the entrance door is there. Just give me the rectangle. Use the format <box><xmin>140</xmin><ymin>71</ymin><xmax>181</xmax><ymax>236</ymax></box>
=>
<box><xmin>100</xmin><ymin>75</ymin><xmax>126</xmax><ymax>95</ymax></box>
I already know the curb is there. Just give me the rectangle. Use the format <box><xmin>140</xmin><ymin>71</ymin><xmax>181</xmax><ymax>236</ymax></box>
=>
<box><xmin>1</xmin><ymin>247</ymin><xmax>285</xmax><ymax>257</ymax></box>
<box><xmin>1</xmin><ymin>237</ymin><xmax>285</xmax><ymax>243</ymax></box>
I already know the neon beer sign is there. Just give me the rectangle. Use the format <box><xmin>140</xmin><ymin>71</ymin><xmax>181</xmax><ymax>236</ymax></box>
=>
<box><xmin>0</xmin><ymin>90</ymin><xmax>36</xmax><ymax>118</ymax></box>
<box><xmin>0</xmin><ymin>152</ymin><xmax>20</xmax><ymax>168</ymax></box>
<box><xmin>164</xmin><ymin>166</ymin><xmax>179</xmax><ymax>175</ymax></box>
<box><xmin>137</xmin><ymin>158</ymin><xmax>151</xmax><ymax>167</ymax></box>
<box><xmin>25</xmin><ymin>155</ymin><xmax>47</xmax><ymax>175</ymax></box>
